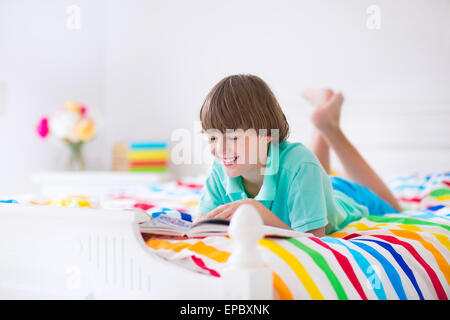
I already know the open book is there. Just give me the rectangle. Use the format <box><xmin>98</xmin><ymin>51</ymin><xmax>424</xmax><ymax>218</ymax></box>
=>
<box><xmin>139</xmin><ymin>213</ymin><xmax>310</xmax><ymax>238</ymax></box>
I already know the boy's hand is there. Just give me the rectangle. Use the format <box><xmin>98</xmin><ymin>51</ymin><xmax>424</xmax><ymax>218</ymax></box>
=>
<box><xmin>203</xmin><ymin>199</ymin><xmax>254</xmax><ymax>220</ymax></box>
<box><xmin>196</xmin><ymin>199</ymin><xmax>325</xmax><ymax>235</ymax></box>
<box><xmin>201</xmin><ymin>199</ymin><xmax>292</xmax><ymax>230</ymax></box>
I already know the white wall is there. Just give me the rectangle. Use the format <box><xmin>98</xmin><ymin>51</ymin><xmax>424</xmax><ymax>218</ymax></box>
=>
<box><xmin>103</xmin><ymin>0</ymin><xmax>450</xmax><ymax>178</ymax></box>
<box><xmin>0</xmin><ymin>0</ymin><xmax>107</xmax><ymax>194</ymax></box>
<box><xmin>1</xmin><ymin>0</ymin><xmax>449</xmax><ymax>194</ymax></box>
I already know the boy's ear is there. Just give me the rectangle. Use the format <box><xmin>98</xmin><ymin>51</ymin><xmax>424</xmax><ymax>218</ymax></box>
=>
<box><xmin>257</xmin><ymin>134</ymin><xmax>271</xmax><ymax>145</ymax></box>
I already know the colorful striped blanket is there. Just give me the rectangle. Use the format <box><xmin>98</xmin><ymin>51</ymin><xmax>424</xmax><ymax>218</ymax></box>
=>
<box><xmin>144</xmin><ymin>172</ymin><xmax>450</xmax><ymax>300</ymax></box>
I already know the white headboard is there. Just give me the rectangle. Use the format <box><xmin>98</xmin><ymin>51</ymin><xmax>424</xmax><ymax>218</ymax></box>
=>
<box><xmin>287</xmin><ymin>104</ymin><xmax>450</xmax><ymax>179</ymax></box>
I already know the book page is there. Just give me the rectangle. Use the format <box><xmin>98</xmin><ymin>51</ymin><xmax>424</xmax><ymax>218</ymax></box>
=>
<box><xmin>140</xmin><ymin>214</ymin><xmax>192</xmax><ymax>236</ymax></box>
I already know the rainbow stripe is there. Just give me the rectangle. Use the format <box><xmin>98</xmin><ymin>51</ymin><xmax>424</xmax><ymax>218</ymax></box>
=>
<box><xmin>259</xmin><ymin>238</ymin><xmax>324</xmax><ymax>299</ymax></box>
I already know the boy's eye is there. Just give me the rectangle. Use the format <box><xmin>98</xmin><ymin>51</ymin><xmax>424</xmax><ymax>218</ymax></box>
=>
<box><xmin>206</xmin><ymin>135</ymin><xmax>238</xmax><ymax>142</ymax></box>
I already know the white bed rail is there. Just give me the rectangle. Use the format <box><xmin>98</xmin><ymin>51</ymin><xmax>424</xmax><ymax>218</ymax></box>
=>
<box><xmin>0</xmin><ymin>203</ymin><xmax>273</xmax><ymax>299</ymax></box>
<box><xmin>223</xmin><ymin>204</ymin><xmax>273</xmax><ymax>299</ymax></box>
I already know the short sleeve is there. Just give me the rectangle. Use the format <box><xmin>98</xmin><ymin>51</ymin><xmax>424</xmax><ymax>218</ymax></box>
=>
<box><xmin>197</xmin><ymin>167</ymin><xmax>224</xmax><ymax>215</ymax></box>
<box><xmin>287</xmin><ymin>162</ymin><xmax>329</xmax><ymax>232</ymax></box>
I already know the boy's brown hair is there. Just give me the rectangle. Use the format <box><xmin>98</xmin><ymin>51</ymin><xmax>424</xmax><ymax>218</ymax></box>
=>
<box><xmin>200</xmin><ymin>74</ymin><xmax>290</xmax><ymax>142</ymax></box>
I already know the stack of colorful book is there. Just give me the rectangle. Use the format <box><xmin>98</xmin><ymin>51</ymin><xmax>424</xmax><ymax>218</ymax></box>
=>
<box><xmin>127</xmin><ymin>142</ymin><xmax>169</xmax><ymax>172</ymax></box>
<box><xmin>112</xmin><ymin>141</ymin><xmax>169</xmax><ymax>172</ymax></box>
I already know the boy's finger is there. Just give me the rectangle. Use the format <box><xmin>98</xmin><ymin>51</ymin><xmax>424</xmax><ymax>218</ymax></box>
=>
<box><xmin>206</xmin><ymin>205</ymin><xmax>227</xmax><ymax>218</ymax></box>
<box><xmin>213</xmin><ymin>206</ymin><xmax>231</xmax><ymax>219</ymax></box>
<box><xmin>215</xmin><ymin>206</ymin><xmax>238</xmax><ymax>220</ymax></box>
<box><xmin>214</xmin><ymin>210</ymin><xmax>232</xmax><ymax>220</ymax></box>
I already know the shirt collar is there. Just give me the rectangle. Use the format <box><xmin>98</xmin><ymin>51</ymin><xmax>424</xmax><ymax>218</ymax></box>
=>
<box><xmin>224</xmin><ymin>141</ymin><xmax>280</xmax><ymax>201</ymax></box>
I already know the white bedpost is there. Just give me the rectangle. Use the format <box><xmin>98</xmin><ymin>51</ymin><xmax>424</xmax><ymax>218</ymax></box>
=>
<box><xmin>222</xmin><ymin>204</ymin><xmax>273</xmax><ymax>300</ymax></box>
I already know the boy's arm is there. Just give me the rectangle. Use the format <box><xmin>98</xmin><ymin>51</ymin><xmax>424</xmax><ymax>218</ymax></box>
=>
<box><xmin>250</xmin><ymin>199</ymin><xmax>292</xmax><ymax>230</ymax></box>
<box><xmin>307</xmin><ymin>227</ymin><xmax>326</xmax><ymax>237</ymax></box>
<box><xmin>237</xmin><ymin>200</ymin><xmax>325</xmax><ymax>236</ymax></box>
<box><xmin>201</xmin><ymin>198</ymin><xmax>292</xmax><ymax>230</ymax></box>
<box><xmin>200</xmin><ymin>199</ymin><xmax>326</xmax><ymax>236</ymax></box>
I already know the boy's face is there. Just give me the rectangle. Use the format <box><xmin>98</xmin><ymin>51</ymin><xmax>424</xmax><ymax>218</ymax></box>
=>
<box><xmin>206</xmin><ymin>129</ymin><xmax>271</xmax><ymax>178</ymax></box>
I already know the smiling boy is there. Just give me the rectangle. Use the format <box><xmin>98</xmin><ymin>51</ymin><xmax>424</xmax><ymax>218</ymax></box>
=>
<box><xmin>196</xmin><ymin>74</ymin><xmax>400</xmax><ymax>237</ymax></box>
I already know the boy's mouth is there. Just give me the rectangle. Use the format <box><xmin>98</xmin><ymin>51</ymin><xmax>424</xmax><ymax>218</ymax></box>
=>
<box><xmin>222</xmin><ymin>156</ymin><xmax>238</xmax><ymax>167</ymax></box>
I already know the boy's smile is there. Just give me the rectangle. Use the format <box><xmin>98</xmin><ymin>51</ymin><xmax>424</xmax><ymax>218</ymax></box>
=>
<box><xmin>221</xmin><ymin>155</ymin><xmax>239</xmax><ymax>167</ymax></box>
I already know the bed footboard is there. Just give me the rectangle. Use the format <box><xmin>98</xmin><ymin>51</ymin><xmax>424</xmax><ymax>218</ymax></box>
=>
<box><xmin>0</xmin><ymin>203</ymin><xmax>273</xmax><ymax>299</ymax></box>
<box><xmin>223</xmin><ymin>204</ymin><xmax>273</xmax><ymax>299</ymax></box>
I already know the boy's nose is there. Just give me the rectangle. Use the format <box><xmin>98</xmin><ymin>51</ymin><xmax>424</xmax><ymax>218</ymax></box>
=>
<box><xmin>216</xmin><ymin>137</ymin><xmax>232</xmax><ymax>157</ymax></box>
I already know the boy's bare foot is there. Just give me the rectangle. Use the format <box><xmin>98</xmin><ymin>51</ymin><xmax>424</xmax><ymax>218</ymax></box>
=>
<box><xmin>302</xmin><ymin>89</ymin><xmax>344</xmax><ymax>133</ymax></box>
<box><xmin>301</xmin><ymin>88</ymin><xmax>334</xmax><ymax>108</ymax></box>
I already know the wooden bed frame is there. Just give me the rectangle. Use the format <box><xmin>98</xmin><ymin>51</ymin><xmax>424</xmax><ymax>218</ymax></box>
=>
<box><xmin>0</xmin><ymin>203</ymin><xmax>273</xmax><ymax>299</ymax></box>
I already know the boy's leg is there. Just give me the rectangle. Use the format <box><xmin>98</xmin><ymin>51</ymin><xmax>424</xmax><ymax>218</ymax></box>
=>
<box><xmin>302</xmin><ymin>89</ymin><xmax>332</xmax><ymax>174</ymax></box>
<box><xmin>307</xmin><ymin>90</ymin><xmax>402</xmax><ymax>212</ymax></box>
<box><xmin>309</xmin><ymin>130</ymin><xmax>331</xmax><ymax>174</ymax></box>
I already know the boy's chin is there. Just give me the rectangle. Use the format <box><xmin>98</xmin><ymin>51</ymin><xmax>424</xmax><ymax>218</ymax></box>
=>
<box><xmin>222</xmin><ymin>165</ymin><xmax>243</xmax><ymax>178</ymax></box>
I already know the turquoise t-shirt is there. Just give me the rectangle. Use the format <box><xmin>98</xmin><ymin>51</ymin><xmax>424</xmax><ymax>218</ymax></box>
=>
<box><xmin>197</xmin><ymin>140</ymin><xmax>369</xmax><ymax>234</ymax></box>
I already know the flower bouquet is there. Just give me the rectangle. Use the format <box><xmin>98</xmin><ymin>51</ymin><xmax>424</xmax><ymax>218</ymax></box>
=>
<box><xmin>36</xmin><ymin>101</ymin><xmax>96</xmax><ymax>170</ymax></box>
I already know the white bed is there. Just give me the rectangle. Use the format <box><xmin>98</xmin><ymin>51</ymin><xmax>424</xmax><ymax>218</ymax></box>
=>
<box><xmin>0</xmin><ymin>201</ymin><xmax>272</xmax><ymax>299</ymax></box>
<box><xmin>1</xmin><ymin>169</ymin><xmax>449</xmax><ymax>300</ymax></box>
